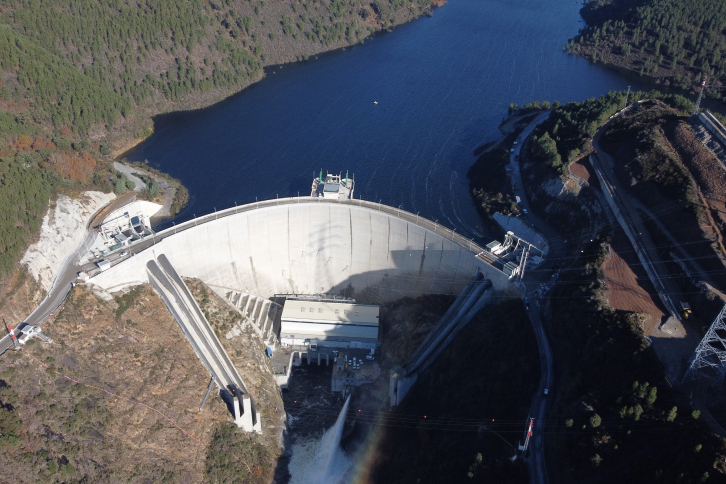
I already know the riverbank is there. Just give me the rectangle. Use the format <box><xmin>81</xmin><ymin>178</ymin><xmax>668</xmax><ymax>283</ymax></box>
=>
<box><xmin>570</xmin><ymin>0</ymin><xmax>726</xmax><ymax>106</ymax></box>
<box><xmin>105</xmin><ymin>0</ymin><xmax>441</xmax><ymax>156</ymax></box>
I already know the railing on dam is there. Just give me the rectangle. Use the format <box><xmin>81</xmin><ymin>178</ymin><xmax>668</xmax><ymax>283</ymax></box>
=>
<box><xmin>145</xmin><ymin>197</ymin><xmax>488</xmax><ymax>258</ymax></box>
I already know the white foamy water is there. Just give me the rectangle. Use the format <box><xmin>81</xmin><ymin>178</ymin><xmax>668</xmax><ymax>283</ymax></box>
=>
<box><xmin>289</xmin><ymin>396</ymin><xmax>351</xmax><ymax>484</ymax></box>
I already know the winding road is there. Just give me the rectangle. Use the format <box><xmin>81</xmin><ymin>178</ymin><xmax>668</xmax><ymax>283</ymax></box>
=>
<box><xmin>0</xmin><ymin>193</ymin><xmax>137</xmax><ymax>355</ymax></box>
<box><xmin>508</xmin><ymin>111</ymin><xmax>559</xmax><ymax>484</ymax></box>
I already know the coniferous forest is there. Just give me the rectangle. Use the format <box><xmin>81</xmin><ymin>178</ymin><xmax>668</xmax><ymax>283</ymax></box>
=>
<box><xmin>571</xmin><ymin>0</ymin><xmax>726</xmax><ymax>98</ymax></box>
<box><xmin>0</xmin><ymin>0</ymin><xmax>431</xmax><ymax>275</ymax></box>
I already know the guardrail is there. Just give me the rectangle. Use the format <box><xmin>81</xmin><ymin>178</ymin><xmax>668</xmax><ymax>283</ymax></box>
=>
<box><xmin>128</xmin><ymin>196</ymin><xmax>488</xmax><ymax>258</ymax></box>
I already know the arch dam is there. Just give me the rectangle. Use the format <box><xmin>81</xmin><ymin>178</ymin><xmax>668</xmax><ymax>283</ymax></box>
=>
<box><xmin>87</xmin><ymin>198</ymin><xmax>520</xmax><ymax>429</ymax></box>
<box><xmin>90</xmin><ymin>198</ymin><xmax>517</xmax><ymax>300</ymax></box>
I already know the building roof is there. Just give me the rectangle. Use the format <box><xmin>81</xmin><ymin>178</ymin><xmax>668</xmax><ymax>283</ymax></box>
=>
<box><xmin>323</xmin><ymin>183</ymin><xmax>340</xmax><ymax>193</ymax></box>
<box><xmin>281</xmin><ymin>300</ymin><xmax>379</xmax><ymax>326</ymax></box>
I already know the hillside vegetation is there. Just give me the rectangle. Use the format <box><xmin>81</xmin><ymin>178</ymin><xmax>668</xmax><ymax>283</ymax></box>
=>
<box><xmin>488</xmin><ymin>94</ymin><xmax>726</xmax><ymax>481</ymax></box>
<box><xmin>571</xmin><ymin>0</ymin><xmax>726</xmax><ymax>100</ymax></box>
<box><xmin>0</xmin><ymin>281</ymin><xmax>285</xmax><ymax>482</ymax></box>
<box><xmin>526</xmin><ymin>90</ymin><xmax>693</xmax><ymax>176</ymax></box>
<box><xmin>600</xmin><ymin>100</ymin><xmax>726</xmax><ymax>289</ymax></box>
<box><xmin>0</xmin><ymin>0</ymin><xmax>433</xmax><ymax>278</ymax></box>
<box><xmin>544</xmin><ymin>234</ymin><xmax>726</xmax><ymax>483</ymax></box>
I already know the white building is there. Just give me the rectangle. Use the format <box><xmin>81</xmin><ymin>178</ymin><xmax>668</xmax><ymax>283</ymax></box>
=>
<box><xmin>280</xmin><ymin>300</ymin><xmax>379</xmax><ymax>353</ymax></box>
<box><xmin>96</xmin><ymin>259</ymin><xmax>111</xmax><ymax>272</ymax></box>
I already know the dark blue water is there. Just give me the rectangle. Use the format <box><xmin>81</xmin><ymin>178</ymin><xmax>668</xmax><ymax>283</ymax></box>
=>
<box><xmin>125</xmin><ymin>0</ymin><xmax>641</xmax><ymax>239</ymax></box>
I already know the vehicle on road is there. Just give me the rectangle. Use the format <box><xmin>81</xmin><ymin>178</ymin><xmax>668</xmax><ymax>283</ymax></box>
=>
<box><xmin>515</xmin><ymin>196</ymin><xmax>522</xmax><ymax>204</ymax></box>
<box><xmin>523</xmin><ymin>208</ymin><xmax>528</xmax><ymax>214</ymax></box>
<box><xmin>120</xmin><ymin>251</ymin><xmax>128</xmax><ymax>257</ymax></box>
<box><xmin>544</xmin><ymin>388</ymin><xmax>549</xmax><ymax>395</ymax></box>
<box><xmin>681</xmin><ymin>301</ymin><xmax>692</xmax><ymax>320</ymax></box>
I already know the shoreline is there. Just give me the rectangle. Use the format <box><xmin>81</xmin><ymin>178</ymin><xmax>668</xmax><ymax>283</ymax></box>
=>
<box><xmin>114</xmin><ymin>6</ymin><xmax>442</xmax><ymax>161</ymax></box>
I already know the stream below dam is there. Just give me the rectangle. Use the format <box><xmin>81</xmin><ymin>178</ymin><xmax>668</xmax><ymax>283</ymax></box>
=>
<box><xmin>123</xmin><ymin>0</ymin><xmax>646</xmax><ymax>242</ymax></box>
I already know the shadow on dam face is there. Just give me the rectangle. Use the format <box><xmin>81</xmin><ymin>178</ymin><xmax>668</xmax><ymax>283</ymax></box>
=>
<box><xmin>89</xmin><ymin>200</ymin><xmax>517</xmax><ymax>302</ymax></box>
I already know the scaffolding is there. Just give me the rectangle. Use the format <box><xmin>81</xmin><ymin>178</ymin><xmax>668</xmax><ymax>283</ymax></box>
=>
<box><xmin>683</xmin><ymin>304</ymin><xmax>726</xmax><ymax>385</ymax></box>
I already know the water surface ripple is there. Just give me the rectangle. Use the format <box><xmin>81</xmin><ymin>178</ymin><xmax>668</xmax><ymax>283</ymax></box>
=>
<box><xmin>126</xmin><ymin>0</ymin><xmax>640</xmax><ymax>239</ymax></box>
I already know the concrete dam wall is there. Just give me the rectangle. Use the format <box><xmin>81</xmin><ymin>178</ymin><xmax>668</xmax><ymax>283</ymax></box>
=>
<box><xmin>90</xmin><ymin>199</ymin><xmax>515</xmax><ymax>303</ymax></box>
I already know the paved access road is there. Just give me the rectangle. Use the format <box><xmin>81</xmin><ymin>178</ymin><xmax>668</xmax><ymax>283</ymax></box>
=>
<box><xmin>525</xmin><ymin>297</ymin><xmax>554</xmax><ymax>484</ymax></box>
<box><xmin>0</xmin><ymin>193</ymin><xmax>136</xmax><ymax>355</ymax></box>
<box><xmin>507</xmin><ymin>111</ymin><xmax>559</xmax><ymax>484</ymax></box>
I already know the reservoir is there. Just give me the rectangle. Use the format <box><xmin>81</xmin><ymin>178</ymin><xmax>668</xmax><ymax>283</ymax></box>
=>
<box><xmin>125</xmin><ymin>0</ymin><xmax>639</xmax><ymax>239</ymax></box>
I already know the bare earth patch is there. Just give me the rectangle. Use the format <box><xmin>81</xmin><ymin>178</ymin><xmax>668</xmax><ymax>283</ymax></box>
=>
<box><xmin>21</xmin><ymin>191</ymin><xmax>116</xmax><ymax>291</ymax></box>
<box><xmin>602</xmin><ymin>235</ymin><xmax>666</xmax><ymax>335</ymax></box>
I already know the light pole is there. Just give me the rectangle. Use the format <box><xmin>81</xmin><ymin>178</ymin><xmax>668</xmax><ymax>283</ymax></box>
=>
<box><xmin>214</xmin><ymin>207</ymin><xmax>217</xmax><ymax>220</ymax></box>
<box><xmin>193</xmin><ymin>214</ymin><xmax>197</xmax><ymax>226</ymax></box>
<box><xmin>173</xmin><ymin>222</ymin><xmax>176</xmax><ymax>235</ymax></box>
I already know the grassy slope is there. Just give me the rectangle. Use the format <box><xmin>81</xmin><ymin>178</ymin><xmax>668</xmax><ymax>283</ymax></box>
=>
<box><xmin>0</xmin><ymin>281</ymin><xmax>286</xmax><ymax>482</ymax></box>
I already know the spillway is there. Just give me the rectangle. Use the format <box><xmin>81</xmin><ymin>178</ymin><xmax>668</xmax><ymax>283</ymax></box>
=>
<box><xmin>90</xmin><ymin>198</ymin><xmax>516</xmax><ymax>302</ymax></box>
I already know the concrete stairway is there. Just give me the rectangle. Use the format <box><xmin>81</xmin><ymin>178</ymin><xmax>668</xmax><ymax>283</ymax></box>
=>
<box><xmin>223</xmin><ymin>290</ymin><xmax>282</xmax><ymax>346</ymax></box>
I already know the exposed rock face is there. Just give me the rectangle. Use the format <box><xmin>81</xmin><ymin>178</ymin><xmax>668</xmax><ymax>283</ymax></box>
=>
<box><xmin>21</xmin><ymin>191</ymin><xmax>116</xmax><ymax>291</ymax></box>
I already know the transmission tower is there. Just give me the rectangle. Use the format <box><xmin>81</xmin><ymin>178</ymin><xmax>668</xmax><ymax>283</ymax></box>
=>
<box><xmin>683</xmin><ymin>304</ymin><xmax>726</xmax><ymax>385</ymax></box>
<box><xmin>692</xmin><ymin>76</ymin><xmax>708</xmax><ymax>116</ymax></box>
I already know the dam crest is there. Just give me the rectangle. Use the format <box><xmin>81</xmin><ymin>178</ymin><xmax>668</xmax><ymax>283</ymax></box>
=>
<box><xmin>90</xmin><ymin>198</ymin><xmax>517</xmax><ymax>302</ymax></box>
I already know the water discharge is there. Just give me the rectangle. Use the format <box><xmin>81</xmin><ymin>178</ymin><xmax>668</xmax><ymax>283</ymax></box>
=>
<box><xmin>289</xmin><ymin>395</ymin><xmax>352</xmax><ymax>484</ymax></box>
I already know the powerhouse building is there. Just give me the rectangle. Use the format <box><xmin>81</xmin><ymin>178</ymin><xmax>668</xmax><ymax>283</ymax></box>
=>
<box><xmin>280</xmin><ymin>300</ymin><xmax>379</xmax><ymax>352</ymax></box>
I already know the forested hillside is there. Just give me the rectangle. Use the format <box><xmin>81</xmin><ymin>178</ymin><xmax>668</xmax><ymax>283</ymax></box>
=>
<box><xmin>0</xmin><ymin>0</ymin><xmax>432</xmax><ymax>277</ymax></box>
<box><xmin>570</xmin><ymin>0</ymin><xmax>726</xmax><ymax>101</ymax></box>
